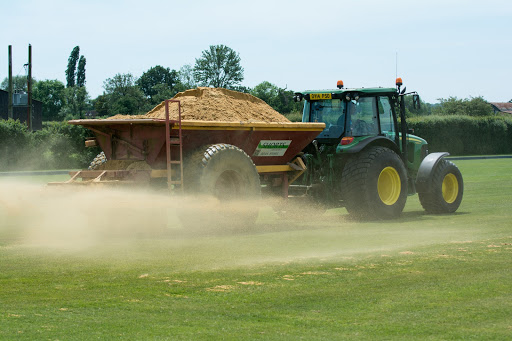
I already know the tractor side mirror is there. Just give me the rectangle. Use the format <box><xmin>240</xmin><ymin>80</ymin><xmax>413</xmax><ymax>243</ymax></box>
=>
<box><xmin>413</xmin><ymin>94</ymin><xmax>421</xmax><ymax>109</ymax></box>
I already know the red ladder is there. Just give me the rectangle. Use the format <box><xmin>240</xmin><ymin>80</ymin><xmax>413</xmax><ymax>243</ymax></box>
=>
<box><xmin>165</xmin><ymin>99</ymin><xmax>184</xmax><ymax>192</ymax></box>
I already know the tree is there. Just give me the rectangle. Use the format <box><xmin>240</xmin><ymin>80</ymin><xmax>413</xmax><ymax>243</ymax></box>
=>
<box><xmin>149</xmin><ymin>84</ymin><xmax>177</xmax><ymax>105</ymax></box>
<box><xmin>194</xmin><ymin>45</ymin><xmax>244</xmax><ymax>88</ymax></box>
<box><xmin>66</xmin><ymin>46</ymin><xmax>80</xmax><ymax>88</ymax></box>
<box><xmin>465</xmin><ymin>97</ymin><xmax>493</xmax><ymax>116</ymax></box>
<box><xmin>250</xmin><ymin>81</ymin><xmax>301</xmax><ymax>114</ymax></box>
<box><xmin>251</xmin><ymin>81</ymin><xmax>278</xmax><ymax>106</ymax></box>
<box><xmin>177</xmin><ymin>64</ymin><xmax>196</xmax><ymax>90</ymax></box>
<box><xmin>136</xmin><ymin>65</ymin><xmax>180</xmax><ymax>104</ymax></box>
<box><xmin>62</xmin><ymin>46</ymin><xmax>88</xmax><ymax>118</ymax></box>
<box><xmin>33</xmin><ymin>79</ymin><xmax>65</xmax><ymax>121</ymax></box>
<box><xmin>1</xmin><ymin>75</ymin><xmax>29</xmax><ymax>92</ymax></box>
<box><xmin>92</xmin><ymin>94</ymin><xmax>109</xmax><ymax>117</ymax></box>
<box><xmin>59</xmin><ymin>86</ymin><xmax>90</xmax><ymax>120</ymax></box>
<box><xmin>100</xmin><ymin>73</ymin><xmax>146</xmax><ymax>116</ymax></box>
<box><xmin>432</xmin><ymin>96</ymin><xmax>493</xmax><ymax>116</ymax></box>
<box><xmin>76</xmin><ymin>56</ymin><xmax>86</xmax><ymax>87</ymax></box>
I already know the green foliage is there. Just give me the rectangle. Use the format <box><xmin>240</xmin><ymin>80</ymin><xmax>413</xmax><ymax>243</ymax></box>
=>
<box><xmin>136</xmin><ymin>66</ymin><xmax>181</xmax><ymax>105</ymax></box>
<box><xmin>0</xmin><ymin>75</ymin><xmax>29</xmax><ymax>92</ymax></box>
<box><xmin>408</xmin><ymin>115</ymin><xmax>512</xmax><ymax>155</ymax></box>
<box><xmin>33</xmin><ymin>79</ymin><xmax>65</xmax><ymax>121</ymax></box>
<box><xmin>432</xmin><ymin>96</ymin><xmax>493</xmax><ymax>116</ymax></box>
<box><xmin>62</xmin><ymin>46</ymin><xmax>88</xmax><ymax>119</ymax></box>
<box><xmin>250</xmin><ymin>81</ymin><xmax>302</xmax><ymax>114</ymax></box>
<box><xmin>92</xmin><ymin>94</ymin><xmax>109</xmax><ymax>117</ymax></box>
<box><xmin>65</xmin><ymin>46</ymin><xmax>80</xmax><ymax>88</ymax></box>
<box><xmin>177</xmin><ymin>64</ymin><xmax>196</xmax><ymax>90</ymax></box>
<box><xmin>76</xmin><ymin>56</ymin><xmax>86</xmax><ymax>87</ymax></box>
<box><xmin>148</xmin><ymin>84</ymin><xmax>177</xmax><ymax>107</ymax></box>
<box><xmin>36</xmin><ymin>121</ymin><xmax>99</xmax><ymax>168</ymax></box>
<box><xmin>0</xmin><ymin>119</ymin><xmax>99</xmax><ymax>171</ymax></box>
<box><xmin>0</xmin><ymin>119</ymin><xmax>31</xmax><ymax>169</ymax></box>
<box><xmin>194</xmin><ymin>45</ymin><xmax>244</xmax><ymax>88</ymax></box>
<box><xmin>59</xmin><ymin>86</ymin><xmax>90</xmax><ymax>120</ymax></box>
<box><xmin>101</xmin><ymin>73</ymin><xmax>146</xmax><ymax>116</ymax></box>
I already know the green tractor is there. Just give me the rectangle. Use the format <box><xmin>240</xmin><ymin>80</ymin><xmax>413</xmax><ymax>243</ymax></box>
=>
<box><xmin>291</xmin><ymin>78</ymin><xmax>463</xmax><ymax>219</ymax></box>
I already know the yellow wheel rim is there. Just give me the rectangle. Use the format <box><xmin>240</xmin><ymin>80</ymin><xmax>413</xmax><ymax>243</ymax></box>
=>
<box><xmin>378</xmin><ymin>167</ymin><xmax>401</xmax><ymax>205</ymax></box>
<box><xmin>442</xmin><ymin>173</ymin><xmax>459</xmax><ymax>204</ymax></box>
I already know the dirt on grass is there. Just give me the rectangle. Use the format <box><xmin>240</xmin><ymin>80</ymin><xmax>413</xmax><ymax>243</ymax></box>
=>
<box><xmin>108</xmin><ymin>87</ymin><xmax>291</xmax><ymax>123</ymax></box>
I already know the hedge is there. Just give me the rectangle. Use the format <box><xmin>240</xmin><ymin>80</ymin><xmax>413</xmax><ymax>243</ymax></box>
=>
<box><xmin>407</xmin><ymin>115</ymin><xmax>512</xmax><ymax>155</ymax></box>
<box><xmin>0</xmin><ymin>119</ymin><xmax>100</xmax><ymax>171</ymax></box>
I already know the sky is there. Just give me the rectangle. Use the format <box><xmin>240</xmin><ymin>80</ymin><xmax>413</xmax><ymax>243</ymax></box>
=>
<box><xmin>1</xmin><ymin>0</ymin><xmax>511</xmax><ymax>104</ymax></box>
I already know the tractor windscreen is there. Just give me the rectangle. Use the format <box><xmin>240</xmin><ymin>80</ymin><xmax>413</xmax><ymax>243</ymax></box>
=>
<box><xmin>309</xmin><ymin>99</ymin><xmax>346</xmax><ymax>139</ymax></box>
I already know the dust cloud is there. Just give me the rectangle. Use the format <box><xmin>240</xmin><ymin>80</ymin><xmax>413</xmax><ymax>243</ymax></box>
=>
<box><xmin>0</xmin><ymin>179</ymin><xmax>463</xmax><ymax>271</ymax></box>
<box><xmin>0</xmin><ymin>180</ymin><xmax>263</xmax><ymax>249</ymax></box>
<box><xmin>0</xmin><ymin>180</ymin><xmax>300</xmax><ymax>248</ymax></box>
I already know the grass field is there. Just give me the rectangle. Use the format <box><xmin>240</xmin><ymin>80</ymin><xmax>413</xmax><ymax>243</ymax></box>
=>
<box><xmin>1</xmin><ymin>159</ymin><xmax>511</xmax><ymax>340</ymax></box>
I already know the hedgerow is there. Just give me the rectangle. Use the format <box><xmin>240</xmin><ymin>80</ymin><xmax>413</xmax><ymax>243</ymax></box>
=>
<box><xmin>408</xmin><ymin>115</ymin><xmax>512</xmax><ymax>155</ymax></box>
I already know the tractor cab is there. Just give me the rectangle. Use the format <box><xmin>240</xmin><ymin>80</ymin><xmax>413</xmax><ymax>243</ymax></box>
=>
<box><xmin>295</xmin><ymin>85</ymin><xmax>399</xmax><ymax>146</ymax></box>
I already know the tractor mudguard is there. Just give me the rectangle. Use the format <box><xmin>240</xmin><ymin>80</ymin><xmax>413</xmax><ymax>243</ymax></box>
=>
<box><xmin>415</xmin><ymin>152</ymin><xmax>449</xmax><ymax>193</ymax></box>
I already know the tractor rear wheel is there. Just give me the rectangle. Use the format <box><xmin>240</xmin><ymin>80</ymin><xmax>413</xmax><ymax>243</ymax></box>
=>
<box><xmin>180</xmin><ymin>144</ymin><xmax>261</xmax><ymax>230</ymax></box>
<box><xmin>341</xmin><ymin>146</ymin><xmax>408</xmax><ymax>220</ymax></box>
<box><xmin>418</xmin><ymin>159</ymin><xmax>463</xmax><ymax>213</ymax></box>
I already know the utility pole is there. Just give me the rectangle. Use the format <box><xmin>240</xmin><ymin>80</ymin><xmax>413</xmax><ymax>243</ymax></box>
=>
<box><xmin>27</xmin><ymin>44</ymin><xmax>32</xmax><ymax>131</ymax></box>
<box><xmin>8</xmin><ymin>45</ymin><xmax>13</xmax><ymax>119</ymax></box>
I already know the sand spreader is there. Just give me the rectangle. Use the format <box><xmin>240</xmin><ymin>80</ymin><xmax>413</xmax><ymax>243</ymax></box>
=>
<box><xmin>52</xmin><ymin>100</ymin><xmax>325</xmax><ymax>198</ymax></box>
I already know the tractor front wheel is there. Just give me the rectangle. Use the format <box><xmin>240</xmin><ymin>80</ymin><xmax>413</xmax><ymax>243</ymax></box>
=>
<box><xmin>418</xmin><ymin>159</ymin><xmax>463</xmax><ymax>213</ymax></box>
<box><xmin>341</xmin><ymin>146</ymin><xmax>408</xmax><ymax>220</ymax></box>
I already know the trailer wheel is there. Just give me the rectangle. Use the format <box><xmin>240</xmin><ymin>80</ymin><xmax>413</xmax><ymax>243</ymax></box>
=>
<box><xmin>180</xmin><ymin>144</ymin><xmax>261</xmax><ymax>230</ymax></box>
<box><xmin>341</xmin><ymin>146</ymin><xmax>408</xmax><ymax>220</ymax></box>
<box><xmin>418</xmin><ymin>159</ymin><xmax>463</xmax><ymax>214</ymax></box>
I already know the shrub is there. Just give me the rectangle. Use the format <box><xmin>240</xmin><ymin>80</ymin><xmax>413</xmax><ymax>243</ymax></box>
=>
<box><xmin>0</xmin><ymin>120</ymin><xmax>32</xmax><ymax>170</ymax></box>
<box><xmin>0</xmin><ymin>120</ymin><xmax>99</xmax><ymax>171</ymax></box>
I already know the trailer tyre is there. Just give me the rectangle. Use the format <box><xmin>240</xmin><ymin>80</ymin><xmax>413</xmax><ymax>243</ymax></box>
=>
<box><xmin>181</xmin><ymin>144</ymin><xmax>261</xmax><ymax>230</ymax></box>
<box><xmin>418</xmin><ymin>159</ymin><xmax>463</xmax><ymax>214</ymax></box>
<box><xmin>341</xmin><ymin>146</ymin><xmax>408</xmax><ymax>220</ymax></box>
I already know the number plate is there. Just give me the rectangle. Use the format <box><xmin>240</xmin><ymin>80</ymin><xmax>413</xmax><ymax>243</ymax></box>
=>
<box><xmin>310</xmin><ymin>93</ymin><xmax>332</xmax><ymax>100</ymax></box>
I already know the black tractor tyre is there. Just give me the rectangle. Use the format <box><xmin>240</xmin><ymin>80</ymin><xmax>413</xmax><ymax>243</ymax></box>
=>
<box><xmin>418</xmin><ymin>159</ymin><xmax>463</xmax><ymax>214</ymax></box>
<box><xmin>341</xmin><ymin>146</ymin><xmax>408</xmax><ymax>220</ymax></box>
<box><xmin>180</xmin><ymin>144</ymin><xmax>261</xmax><ymax>230</ymax></box>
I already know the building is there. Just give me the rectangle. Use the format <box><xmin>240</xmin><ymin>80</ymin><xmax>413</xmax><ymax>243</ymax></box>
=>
<box><xmin>490</xmin><ymin>102</ymin><xmax>512</xmax><ymax>115</ymax></box>
<box><xmin>0</xmin><ymin>89</ymin><xmax>42</xmax><ymax>130</ymax></box>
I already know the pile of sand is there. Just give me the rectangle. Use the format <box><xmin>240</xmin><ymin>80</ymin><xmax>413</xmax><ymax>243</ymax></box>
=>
<box><xmin>108</xmin><ymin>87</ymin><xmax>291</xmax><ymax>123</ymax></box>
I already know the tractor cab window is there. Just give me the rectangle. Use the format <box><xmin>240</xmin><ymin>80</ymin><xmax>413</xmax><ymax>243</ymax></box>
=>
<box><xmin>348</xmin><ymin>97</ymin><xmax>379</xmax><ymax>136</ymax></box>
<box><xmin>309</xmin><ymin>99</ymin><xmax>346</xmax><ymax>139</ymax></box>
<box><xmin>378</xmin><ymin>96</ymin><xmax>395</xmax><ymax>139</ymax></box>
